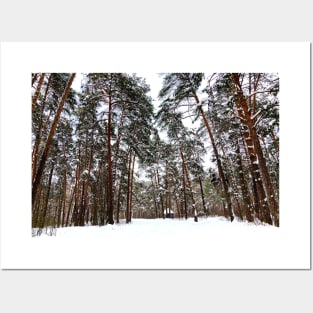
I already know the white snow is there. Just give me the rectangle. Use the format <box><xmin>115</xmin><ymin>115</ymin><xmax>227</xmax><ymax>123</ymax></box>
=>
<box><xmin>29</xmin><ymin>217</ymin><xmax>283</xmax><ymax>269</ymax></box>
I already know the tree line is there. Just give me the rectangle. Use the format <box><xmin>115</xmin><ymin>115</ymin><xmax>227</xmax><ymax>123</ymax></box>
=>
<box><xmin>32</xmin><ymin>72</ymin><xmax>279</xmax><ymax>234</ymax></box>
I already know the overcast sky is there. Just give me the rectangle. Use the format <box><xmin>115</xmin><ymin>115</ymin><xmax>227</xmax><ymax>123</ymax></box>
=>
<box><xmin>72</xmin><ymin>73</ymin><xmax>83</xmax><ymax>92</ymax></box>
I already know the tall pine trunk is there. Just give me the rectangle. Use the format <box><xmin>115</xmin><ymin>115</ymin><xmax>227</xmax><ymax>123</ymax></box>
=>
<box><xmin>116</xmin><ymin>176</ymin><xmax>124</xmax><ymax>223</ymax></box>
<box><xmin>151</xmin><ymin>178</ymin><xmax>159</xmax><ymax>218</ymax></box>
<box><xmin>181</xmin><ymin>158</ymin><xmax>188</xmax><ymax>220</ymax></box>
<box><xmin>129</xmin><ymin>154</ymin><xmax>136</xmax><ymax>223</ymax></box>
<box><xmin>180</xmin><ymin>149</ymin><xmax>198</xmax><ymax>222</ymax></box>
<box><xmin>235</xmin><ymin>143</ymin><xmax>254</xmax><ymax>222</ymax></box>
<box><xmin>106</xmin><ymin>92</ymin><xmax>114</xmax><ymax>224</ymax></box>
<box><xmin>65</xmin><ymin>182</ymin><xmax>76</xmax><ymax>227</ymax></box>
<box><xmin>232</xmin><ymin>73</ymin><xmax>278</xmax><ymax>226</ymax></box>
<box><xmin>126</xmin><ymin>151</ymin><xmax>132</xmax><ymax>223</ymax></box>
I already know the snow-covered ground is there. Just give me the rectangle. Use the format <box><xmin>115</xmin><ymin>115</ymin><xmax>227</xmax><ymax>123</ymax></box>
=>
<box><xmin>34</xmin><ymin>216</ymin><xmax>272</xmax><ymax>240</ymax></box>
<box><xmin>27</xmin><ymin>217</ymin><xmax>288</xmax><ymax>270</ymax></box>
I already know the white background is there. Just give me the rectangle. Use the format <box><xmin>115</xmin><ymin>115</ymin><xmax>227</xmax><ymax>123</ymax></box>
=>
<box><xmin>1</xmin><ymin>42</ymin><xmax>310</xmax><ymax>270</ymax></box>
<box><xmin>0</xmin><ymin>2</ymin><xmax>312</xmax><ymax>313</ymax></box>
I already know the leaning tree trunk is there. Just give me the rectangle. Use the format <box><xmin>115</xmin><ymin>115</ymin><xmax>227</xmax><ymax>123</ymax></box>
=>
<box><xmin>188</xmin><ymin>83</ymin><xmax>234</xmax><ymax>221</ymax></box>
<box><xmin>32</xmin><ymin>73</ymin><xmax>76</xmax><ymax>207</ymax></box>
<box><xmin>198</xmin><ymin>105</ymin><xmax>234</xmax><ymax>222</ymax></box>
